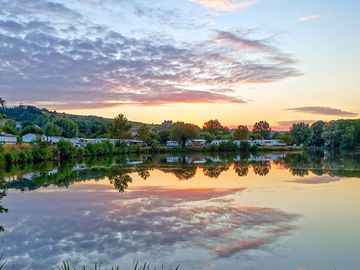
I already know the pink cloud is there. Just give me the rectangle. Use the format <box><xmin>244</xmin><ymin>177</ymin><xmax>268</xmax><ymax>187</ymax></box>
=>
<box><xmin>194</xmin><ymin>0</ymin><xmax>260</xmax><ymax>11</ymax></box>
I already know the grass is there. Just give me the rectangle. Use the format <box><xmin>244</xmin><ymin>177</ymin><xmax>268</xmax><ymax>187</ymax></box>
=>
<box><xmin>0</xmin><ymin>256</ymin><xmax>5</xmax><ymax>270</ymax></box>
<box><xmin>55</xmin><ymin>261</ymin><xmax>179</xmax><ymax>270</ymax></box>
<box><xmin>0</xmin><ymin>260</ymin><xmax>180</xmax><ymax>270</ymax></box>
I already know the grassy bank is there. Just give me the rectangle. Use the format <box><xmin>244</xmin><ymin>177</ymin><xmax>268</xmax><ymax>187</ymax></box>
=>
<box><xmin>0</xmin><ymin>140</ymin><xmax>303</xmax><ymax>167</ymax></box>
<box><xmin>0</xmin><ymin>260</ymin><xmax>179</xmax><ymax>270</ymax></box>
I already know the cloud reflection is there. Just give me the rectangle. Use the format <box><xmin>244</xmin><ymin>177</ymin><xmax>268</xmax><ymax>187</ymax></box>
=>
<box><xmin>0</xmin><ymin>185</ymin><xmax>298</xmax><ymax>269</ymax></box>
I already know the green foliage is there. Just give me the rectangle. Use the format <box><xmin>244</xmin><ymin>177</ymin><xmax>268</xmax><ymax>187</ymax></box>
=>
<box><xmin>170</xmin><ymin>122</ymin><xmax>199</xmax><ymax>146</ymax></box>
<box><xmin>252</xmin><ymin>121</ymin><xmax>271</xmax><ymax>139</ymax></box>
<box><xmin>322</xmin><ymin>121</ymin><xmax>342</xmax><ymax>148</ymax></box>
<box><xmin>54</xmin><ymin>118</ymin><xmax>78</xmax><ymax>138</ymax></box>
<box><xmin>31</xmin><ymin>140</ymin><xmax>53</xmax><ymax>161</ymax></box>
<box><xmin>0</xmin><ymin>125</ymin><xmax>18</xmax><ymax>135</ymax></box>
<box><xmin>310</xmin><ymin>121</ymin><xmax>325</xmax><ymax>147</ymax></box>
<box><xmin>137</xmin><ymin>124</ymin><xmax>151</xmax><ymax>142</ymax></box>
<box><xmin>341</xmin><ymin>126</ymin><xmax>356</xmax><ymax>149</ymax></box>
<box><xmin>218</xmin><ymin>141</ymin><xmax>238</xmax><ymax>152</ymax></box>
<box><xmin>108</xmin><ymin>114</ymin><xmax>132</xmax><ymax>139</ymax></box>
<box><xmin>4</xmin><ymin>119</ymin><xmax>17</xmax><ymax>129</ymax></box>
<box><xmin>156</xmin><ymin>129</ymin><xmax>170</xmax><ymax>144</ymax></box>
<box><xmin>57</xmin><ymin>139</ymin><xmax>76</xmax><ymax>159</ymax></box>
<box><xmin>239</xmin><ymin>141</ymin><xmax>251</xmax><ymax>152</ymax></box>
<box><xmin>20</xmin><ymin>125</ymin><xmax>44</xmax><ymax>136</ymax></box>
<box><xmin>234</xmin><ymin>125</ymin><xmax>249</xmax><ymax>140</ymax></box>
<box><xmin>203</xmin><ymin>119</ymin><xmax>225</xmax><ymax>133</ymax></box>
<box><xmin>4</xmin><ymin>152</ymin><xmax>18</xmax><ymax>165</ymax></box>
<box><xmin>290</xmin><ymin>122</ymin><xmax>312</xmax><ymax>146</ymax></box>
<box><xmin>272</xmin><ymin>132</ymin><xmax>292</xmax><ymax>145</ymax></box>
<box><xmin>44</xmin><ymin>122</ymin><xmax>62</xmax><ymax>136</ymax></box>
<box><xmin>150</xmin><ymin>139</ymin><xmax>161</xmax><ymax>152</ymax></box>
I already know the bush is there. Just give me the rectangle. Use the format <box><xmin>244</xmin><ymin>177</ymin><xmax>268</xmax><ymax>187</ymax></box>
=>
<box><xmin>31</xmin><ymin>140</ymin><xmax>52</xmax><ymax>161</ymax></box>
<box><xmin>239</xmin><ymin>141</ymin><xmax>251</xmax><ymax>152</ymax></box>
<box><xmin>4</xmin><ymin>152</ymin><xmax>17</xmax><ymax>165</ymax></box>
<box><xmin>57</xmin><ymin>139</ymin><xmax>76</xmax><ymax>159</ymax></box>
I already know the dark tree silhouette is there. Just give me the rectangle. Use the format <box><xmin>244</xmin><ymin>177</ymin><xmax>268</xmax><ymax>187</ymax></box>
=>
<box><xmin>108</xmin><ymin>168</ymin><xmax>133</xmax><ymax>192</ymax></box>
<box><xmin>203</xmin><ymin>164</ymin><xmax>230</xmax><ymax>179</ymax></box>
<box><xmin>234</xmin><ymin>164</ymin><xmax>249</xmax><ymax>177</ymax></box>
<box><xmin>252</xmin><ymin>162</ymin><xmax>271</xmax><ymax>176</ymax></box>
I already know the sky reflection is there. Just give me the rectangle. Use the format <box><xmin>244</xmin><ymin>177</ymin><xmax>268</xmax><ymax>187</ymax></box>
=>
<box><xmin>0</xmin><ymin>184</ymin><xmax>298</xmax><ymax>269</ymax></box>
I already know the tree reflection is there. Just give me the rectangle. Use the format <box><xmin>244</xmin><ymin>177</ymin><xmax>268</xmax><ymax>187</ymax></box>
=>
<box><xmin>137</xmin><ymin>169</ymin><xmax>151</xmax><ymax>180</ymax></box>
<box><xmin>0</xmin><ymin>179</ymin><xmax>8</xmax><ymax>232</ymax></box>
<box><xmin>160</xmin><ymin>167</ymin><xmax>197</xmax><ymax>180</ymax></box>
<box><xmin>234</xmin><ymin>164</ymin><xmax>249</xmax><ymax>177</ymax></box>
<box><xmin>203</xmin><ymin>165</ymin><xmax>230</xmax><ymax>179</ymax></box>
<box><xmin>108</xmin><ymin>168</ymin><xmax>133</xmax><ymax>192</ymax></box>
<box><xmin>252</xmin><ymin>162</ymin><xmax>271</xmax><ymax>176</ymax></box>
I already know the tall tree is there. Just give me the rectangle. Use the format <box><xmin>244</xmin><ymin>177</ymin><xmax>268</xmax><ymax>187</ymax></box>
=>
<box><xmin>44</xmin><ymin>122</ymin><xmax>62</xmax><ymax>136</ymax></box>
<box><xmin>203</xmin><ymin>119</ymin><xmax>225</xmax><ymax>133</ymax></box>
<box><xmin>341</xmin><ymin>126</ymin><xmax>356</xmax><ymax>149</ymax></box>
<box><xmin>0</xmin><ymin>97</ymin><xmax>5</xmax><ymax>109</ymax></box>
<box><xmin>310</xmin><ymin>121</ymin><xmax>325</xmax><ymax>147</ymax></box>
<box><xmin>234</xmin><ymin>125</ymin><xmax>249</xmax><ymax>140</ymax></box>
<box><xmin>137</xmin><ymin>124</ymin><xmax>151</xmax><ymax>142</ymax></box>
<box><xmin>252</xmin><ymin>121</ymin><xmax>271</xmax><ymax>139</ymax></box>
<box><xmin>170</xmin><ymin>122</ymin><xmax>199</xmax><ymax>146</ymax></box>
<box><xmin>54</xmin><ymin>118</ymin><xmax>78</xmax><ymax>138</ymax></box>
<box><xmin>290</xmin><ymin>122</ymin><xmax>312</xmax><ymax>146</ymax></box>
<box><xmin>107</xmin><ymin>114</ymin><xmax>132</xmax><ymax>139</ymax></box>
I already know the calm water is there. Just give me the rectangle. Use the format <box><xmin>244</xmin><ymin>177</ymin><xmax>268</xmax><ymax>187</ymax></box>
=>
<box><xmin>0</xmin><ymin>151</ymin><xmax>360</xmax><ymax>270</ymax></box>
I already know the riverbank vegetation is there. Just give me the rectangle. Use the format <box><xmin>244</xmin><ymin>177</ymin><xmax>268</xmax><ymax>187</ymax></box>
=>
<box><xmin>1</xmin><ymin>102</ymin><xmax>359</xmax><ymax>168</ymax></box>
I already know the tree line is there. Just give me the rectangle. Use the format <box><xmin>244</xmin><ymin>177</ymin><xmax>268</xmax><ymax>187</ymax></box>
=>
<box><xmin>1</xmin><ymin>99</ymin><xmax>359</xmax><ymax>149</ymax></box>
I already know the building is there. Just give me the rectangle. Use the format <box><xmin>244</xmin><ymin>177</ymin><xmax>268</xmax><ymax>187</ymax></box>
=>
<box><xmin>119</xmin><ymin>139</ymin><xmax>146</xmax><ymax>147</ymax></box>
<box><xmin>0</xmin><ymin>132</ymin><xmax>17</xmax><ymax>144</ymax></box>
<box><xmin>43</xmin><ymin>136</ymin><xmax>62</xmax><ymax>144</ymax></box>
<box><xmin>161</xmin><ymin>120</ymin><xmax>173</xmax><ymax>127</ymax></box>
<box><xmin>130</xmin><ymin>128</ymin><xmax>138</xmax><ymax>138</ymax></box>
<box><xmin>166</xmin><ymin>140</ymin><xmax>179</xmax><ymax>147</ymax></box>
<box><xmin>185</xmin><ymin>139</ymin><xmax>207</xmax><ymax>146</ymax></box>
<box><xmin>211</xmin><ymin>140</ymin><xmax>229</xmax><ymax>145</ymax></box>
<box><xmin>253</xmin><ymin>139</ymin><xmax>287</xmax><ymax>146</ymax></box>
<box><xmin>22</xmin><ymin>133</ymin><xmax>41</xmax><ymax>143</ymax></box>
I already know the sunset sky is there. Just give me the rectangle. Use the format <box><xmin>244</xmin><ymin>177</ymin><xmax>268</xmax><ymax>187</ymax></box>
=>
<box><xmin>0</xmin><ymin>0</ymin><xmax>359</xmax><ymax>129</ymax></box>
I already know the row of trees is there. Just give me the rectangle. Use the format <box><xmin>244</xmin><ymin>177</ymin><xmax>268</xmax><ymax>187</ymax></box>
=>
<box><xmin>290</xmin><ymin>120</ymin><xmax>360</xmax><ymax>149</ymax></box>
<box><xmin>107</xmin><ymin>116</ymin><xmax>274</xmax><ymax>146</ymax></box>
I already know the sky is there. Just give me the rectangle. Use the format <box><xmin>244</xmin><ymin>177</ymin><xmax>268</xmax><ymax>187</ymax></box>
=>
<box><xmin>0</xmin><ymin>0</ymin><xmax>359</xmax><ymax>129</ymax></box>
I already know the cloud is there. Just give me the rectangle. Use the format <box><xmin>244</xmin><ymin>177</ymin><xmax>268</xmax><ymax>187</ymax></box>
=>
<box><xmin>286</xmin><ymin>107</ymin><xmax>357</xmax><ymax>117</ymax></box>
<box><xmin>274</xmin><ymin>120</ymin><xmax>316</xmax><ymax>130</ymax></box>
<box><xmin>0</xmin><ymin>0</ymin><xmax>299</xmax><ymax>109</ymax></box>
<box><xmin>193</xmin><ymin>0</ymin><xmax>260</xmax><ymax>11</ymax></box>
<box><xmin>212</xmin><ymin>30</ymin><xmax>272</xmax><ymax>52</ymax></box>
<box><xmin>298</xmin><ymin>13</ymin><xmax>328</xmax><ymax>22</ymax></box>
<box><xmin>292</xmin><ymin>176</ymin><xmax>342</xmax><ymax>185</ymax></box>
<box><xmin>0</xmin><ymin>184</ymin><xmax>298</xmax><ymax>268</ymax></box>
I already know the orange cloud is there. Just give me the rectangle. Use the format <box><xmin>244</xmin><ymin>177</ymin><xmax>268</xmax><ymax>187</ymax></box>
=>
<box><xmin>193</xmin><ymin>0</ymin><xmax>259</xmax><ymax>11</ymax></box>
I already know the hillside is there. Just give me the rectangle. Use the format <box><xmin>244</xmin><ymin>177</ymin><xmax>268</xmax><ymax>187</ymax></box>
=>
<box><xmin>0</xmin><ymin>105</ymin><xmax>160</xmax><ymax>137</ymax></box>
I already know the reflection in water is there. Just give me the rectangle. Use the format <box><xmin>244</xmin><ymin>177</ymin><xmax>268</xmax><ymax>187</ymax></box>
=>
<box><xmin>0</xmin><ymin>186</ymin><xmax>298</xmax><ymax>269</ymax></box>
<box><xmin>203</xmin><ymin>164</ymin><xmax>230</xmax><ymax>179</ymax></box>
<box><xmin>0</xmin><ymin>178</ymin><xmax>7</xmax><ymax>232</ymax></box>
<box><xmin>0</xmin><ymin>151</ymin><xmax>360</xmax><ymax>269</ymax></box>
<box><xmin>1</xmin><ymin>152</ymin><xmax>360</xmax><ymax>193</ymax></box>
<box><xmin>252</xmin><ymin>161</ymin><xmax>271</xmax><ymax>176</ymax></box>
<box><xmin>108</xmin><ymin>168</ymin><xmax>133</xmax><ymax>193</ymax></box>
<box><xmin>234</xmin><ymin>163</ymin><xmax>249</xmax><ymax>177</ymax></box>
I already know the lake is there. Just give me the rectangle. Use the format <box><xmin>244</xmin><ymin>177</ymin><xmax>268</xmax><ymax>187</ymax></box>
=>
<box><xmin>0</xmin><ymin>151</ymin><xmax>359</xmax><ymax>270</ymax></box>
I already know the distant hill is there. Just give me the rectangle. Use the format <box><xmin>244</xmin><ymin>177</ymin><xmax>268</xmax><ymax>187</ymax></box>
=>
<box><xmin>0</xmin><ymin>105</ymin><xmax>161</xmax><ymax>137</ymax></box>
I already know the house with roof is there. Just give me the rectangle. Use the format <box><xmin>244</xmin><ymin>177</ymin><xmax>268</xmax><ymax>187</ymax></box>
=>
<box><xmin>0</xmin><ymin>132</ymin><xmax>17</xmax><ymax>144</ymax></box>
<box><xmin>185</xmin><ymin>139</ymin><xmax>207</xmax><ymax>146</ymax></box>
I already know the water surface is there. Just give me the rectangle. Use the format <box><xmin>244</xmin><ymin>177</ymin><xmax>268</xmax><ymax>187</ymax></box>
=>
<box><xmin>0</xmin><ymin>151</ymin><xmax>359</xmax><ymax>270</ymax></box>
